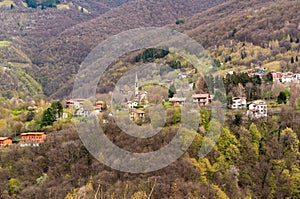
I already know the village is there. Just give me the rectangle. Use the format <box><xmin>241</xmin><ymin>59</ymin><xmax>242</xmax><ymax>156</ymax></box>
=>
<box><xmin>1</xmin><ymin>66</ymin><xmax>299</xmax><ymax>148</ymax></box>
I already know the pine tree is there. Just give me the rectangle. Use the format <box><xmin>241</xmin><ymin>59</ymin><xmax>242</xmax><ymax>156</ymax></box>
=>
<box><xmin>40</xmin><ymin>108</ymin><xmax>55</xmax><ymax>127</ymax></box>
<box><xmin>291</xmin><ymin>57</ymin><xmax>294</xmax><ymax>64</ymax></box>
<box><xmin>296</xmin><ymin>56</ymin><xmax>299</xmax><ymax>62</ymax></box>
<box><xmin>168</xmin><ymin>84</ymin><xmax>176</xmax><ymax>98</ymax></box>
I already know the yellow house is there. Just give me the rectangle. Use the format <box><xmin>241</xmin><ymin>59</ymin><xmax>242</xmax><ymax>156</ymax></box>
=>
<box><xmin>129</xmin><ymin>109</ymin><xmax>145</xmax><ymax>122</ymax></box>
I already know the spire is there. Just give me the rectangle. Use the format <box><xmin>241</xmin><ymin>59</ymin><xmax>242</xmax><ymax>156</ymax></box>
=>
<box><xmin>135</xmin><ymin>73</ymin><xmax>139</xmax><ymax>97</ymax></box>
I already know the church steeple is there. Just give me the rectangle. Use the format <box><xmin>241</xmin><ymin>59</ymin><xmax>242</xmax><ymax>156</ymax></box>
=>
<box><xmin>135</xmin><ymin>73</ymin><xmax>139</xmax><ymax>97</ymax></box>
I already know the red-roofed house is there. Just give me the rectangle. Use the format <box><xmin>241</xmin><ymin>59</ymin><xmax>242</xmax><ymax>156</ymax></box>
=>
<box><xmin>0</xmin><ymin>137</ymin><xmax>12</xmax><ymax>147</ymax></box>
<box><xmin>20</xmin><ymin>132</ymin><xmax>47</xmax><ymax>147</ymax></box>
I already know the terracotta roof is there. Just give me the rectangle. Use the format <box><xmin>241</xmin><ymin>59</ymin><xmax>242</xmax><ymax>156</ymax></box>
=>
<box><xmin>96</xmin><ymin>101</ymin><xmax>104</xmax><ymax>105</ymax></box>
<box><xmin>251</xmin><ymin>100</ymin><xmax>266</xmax><ymax>105</ymax></box>
<box><xmin>132</xmin><ymin>109</ymin><xmax>145</xmax><ymax>114</ymax></box>
<box><xmin>21</xmin><ymin>132</ymin><xmax>46</xmax><ymax>136</ymax></box>
<box><xmin>192</xmin><ymin>94</ymin><xmax>210</xmax><ymax>98</ymax></box>
<box><xmin>0</xmin><ymin>137</ymin><xmax>11</xmax><ymax>141</ymax></box>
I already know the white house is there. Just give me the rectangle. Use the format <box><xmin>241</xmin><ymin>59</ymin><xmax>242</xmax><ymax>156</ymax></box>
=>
<box><xmin>66</xmin><ymin>99</ymin><xmax>89</xmax><ymax>117</ymax></box>
<box><xmin>280</xmin><ymin>72</ymin><xmax>294</xmax><ymax>83</ymax></box>
<box><xmin>293</xmin><ymin>73</ymin><xmax>300</xmax><ymax>81</ymax></box>
<box><xmin>247</xmin><ymin>100</ymin><xmax>267</xmax><ymax>119</ymax></box>
<box><xmin>127</xmin><ymin>101</ymin><xmax>138</xmax><ymax>109</ymax></box>
<box><xmin>232</xmin><ymin>97</ymin><xmax>247</xmax><ymax>109</ymax></box>
<box><xmin>177</xmin><ymin>72</ymin><xmax>187</xmax><ymax>79</ymax></box>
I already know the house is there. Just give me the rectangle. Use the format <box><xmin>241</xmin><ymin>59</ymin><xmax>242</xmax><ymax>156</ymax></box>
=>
<box><xmin>177</xmin><ymin>72</ymin><xmax>187</xmax><ymax>79</ymax></box>
<box><xmin>20</xmin><ymin>132</ymin><xmax>47</xmax><ymax>147</ymax></box>
<box><xmin>232</xmin><ymin>97</ymin><xmax>247</xmax><ymax>109</ymax></box>
<box><xmin>293</xmin><ymin>73</ymin><xmax>300</xmax><ymax>82</ymax></box>
<box><xmin>129</xmin><ymin>109</ymin><xmax>145</xmax><ymax>122</ymax></box>
<box><xmin>94</xmin><ymin>101</ymin><xmax>105</xmax><ymax>113</ymax></box>
<box><xmin>66</xmin><ymin>99</ymin><xmax>89</xmax><ymax>117</ymax></box>
<box><xmin>192</xmin><ymin>94</ymin><xmax>211</xmax><ymax>106</ymax></box>
<box><xmin>227</xmin><ymin>71</ymin><xmax>234</xmax><ymax>75</ymax></box>
<box><xmin>255</xmin><ymin>67</ymin><xmax>266</xmax><ymax>75</ymax></box>
<box><xmin>169</xmin><ymin>97</ymin><xmax>186</xmax><ymax>106</ymax></box>
<box><xmin>0</xmin><ymin>137</ymin><xmax>12</xmax><ymax>147</ymax></box>
<box><xmin>271</xmin><ymin>71</ymin><xmax>282</xmax><ymax>82</ymax></box>
<box><xmin>280</xmin><ymin>72</ymin><xmax>294</xmax><ymax>83</ymax></box>
<box><xmin>247</xmin><ymin>100</ymin><xmax>267</xmax><ymax>119</ymax></box>
<box><xmin>128</xmin><ymin>101</ymin><xmax>138</xmax><ymax>109</ymax></box>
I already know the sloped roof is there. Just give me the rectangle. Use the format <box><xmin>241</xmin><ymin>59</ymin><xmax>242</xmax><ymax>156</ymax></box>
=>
<box><xmin>0</xmin><ymin>137</ymin><xmax>11</xmax><ymax>141</ymax></box>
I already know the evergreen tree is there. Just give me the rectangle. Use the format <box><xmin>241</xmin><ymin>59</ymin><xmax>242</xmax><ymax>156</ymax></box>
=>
<box><xmin>264</xmin><ymin>72</ymin><xmax>273</xmax><ymax>82</ymax></box>
<box><xmin>40</xmin><ymin>108</ymin><xmax>55</xmax><ymax>127</ymax></box>
<box><xmin>26</xmin><ymin>0</ymin><xmax>37</xmax><ymax>8</ymax></box>
<box><xmin>168</xmin><ymin>84</ymin><xmax>176</xmax><ymax>98</ymax></box>
<box><xmin>296</xmin><ymin>56</ymin><xmax>298</xmax><ymax>62</ymax></box>
<box><xmin>277</xmin><ymin>91</ymin><xmax>287</xmax><ymax>104</ymax></box>
<box><xmin>291</xmin><ymin>57</ymin><xmax>294</xmax><ymax>64</ymax></box>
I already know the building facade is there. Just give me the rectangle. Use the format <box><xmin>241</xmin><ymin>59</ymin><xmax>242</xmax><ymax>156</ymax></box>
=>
<box><xmin>20</xmin><ymin>132</ymin><xmax>47</xmax><ymax>147</ymax></box>
<box><xmin>247</xmin><ymin>100</ymin><xmax>267</xmax><ymax>119</ymax></box>
<box><xmin>192</xmin><ymin>94</ymin><xmax>211</xmax><ymax>106</ymax></box>
<box><xmin>232</xmin><ymin>97</ymin><xmax>247</xmax><ymax>109</ymax></box>
<box><xmin>0</xmin><ymin>137</ymin><xmax>12</xmax><ymax>147</ymax></box>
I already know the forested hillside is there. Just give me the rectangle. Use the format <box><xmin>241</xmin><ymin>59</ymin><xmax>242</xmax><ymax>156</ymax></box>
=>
<box><xmin>33</xmin><ymin>0</ymin><xmax>227</xmax><ymax>98</ymax></box>
<box><xmin>0</xmin><ymin>96</ymin><xmax>299</xmax><ymax>198</ymax></box>
<box><xmin>0</xmin><ymin>0</ymin><xmax>300</xmax><ymax>198</ymax></box>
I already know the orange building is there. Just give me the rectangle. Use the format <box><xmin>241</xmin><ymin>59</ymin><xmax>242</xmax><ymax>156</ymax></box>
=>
<box><xmin>20</xmin><ymin>132</ymin><xmax>47</xmax><ymax>147</ymax></box>
<box><xmin>0</xmin><ymin>137</ymin><xmax>12</xmax><ymax>147</ymax></box>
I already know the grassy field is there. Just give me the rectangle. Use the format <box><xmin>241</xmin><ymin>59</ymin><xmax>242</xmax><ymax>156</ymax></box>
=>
<box><xmin>0</xmin><ymin>41</ymin><xmax>11</xmax><ymax>48</ymax></box>
<box><xmin>57</xmin><ymin>4</ymin><xmax>70</xmax><ymax>10</ymax></box>
<box><xmin>0</xmin><ymin>0</ymin><xmax>15</xmax><ymax>7</ymax></box>
<box><xmin>262</xmin><ymin>61</ymin><xmax>281</xmax><ymax>71</ymax></box>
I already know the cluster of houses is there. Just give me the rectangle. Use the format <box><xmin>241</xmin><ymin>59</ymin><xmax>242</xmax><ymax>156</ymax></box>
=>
<box><xmin>65</xmin><ymin>71</ymin><xmax>270</xmax><ymax>122</ymax></box>
<box><xmin>168</xmin><ymin>93</ymin><xmax>212</xmax><ymax>107</ymax></box>
<box><xmin>65</xmin><ymin>99</ymin><xmax>105</xmax><ymax>117</ymax></box>
<box><xmin>248</xmin><ymin>67</ymin><xmax>267</xmax><ymax>77</ymax></box>
<box><xmin>271</xmin><ymin>71</ymin><xmax>300</xmax><ymax>83</ymax></box>
<box><xmin>228</xmin><ymin>67</ymin><xmax>300</xmax><ymax>84</ymax></box>
<box><xmin>169</xmin><ymin>94</ymin><xmax>268</xmax><ymax>119</ymax></box>
<box><xmin>231</xmin><ymin>97</ymin><xmax>268</xmax><ymax>119</ymax></box>
<box><xmin>0</xmin><ymin>132</ymin><xmax>47</xmax><ymax>148</ymax></box>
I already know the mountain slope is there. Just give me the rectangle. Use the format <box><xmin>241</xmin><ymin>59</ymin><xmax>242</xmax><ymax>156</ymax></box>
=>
<box><xmin>0</xmin><ymin>0</ymin><xmax>137</xmax><ymax>99</ymax></box>
<box><xmin>0</xmin><ymin>41</ymin><xmax>43</xmax><ymax>98</ymax></box>
<box><xmin>33</xmin><ymin>0</ymin><xmax>227</xmax><ymax>98</ymax></box>
<box><xmin>175</xmin><ymin>0</ymin><xmax>300</xmax><ymax>48</ymax></box>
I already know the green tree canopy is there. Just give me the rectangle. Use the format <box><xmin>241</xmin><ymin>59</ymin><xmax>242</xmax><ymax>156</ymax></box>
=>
<box><xmin>40</xmin><ymin>107</ymin><xmax>55</xmax><ymax>127</ymax></box>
